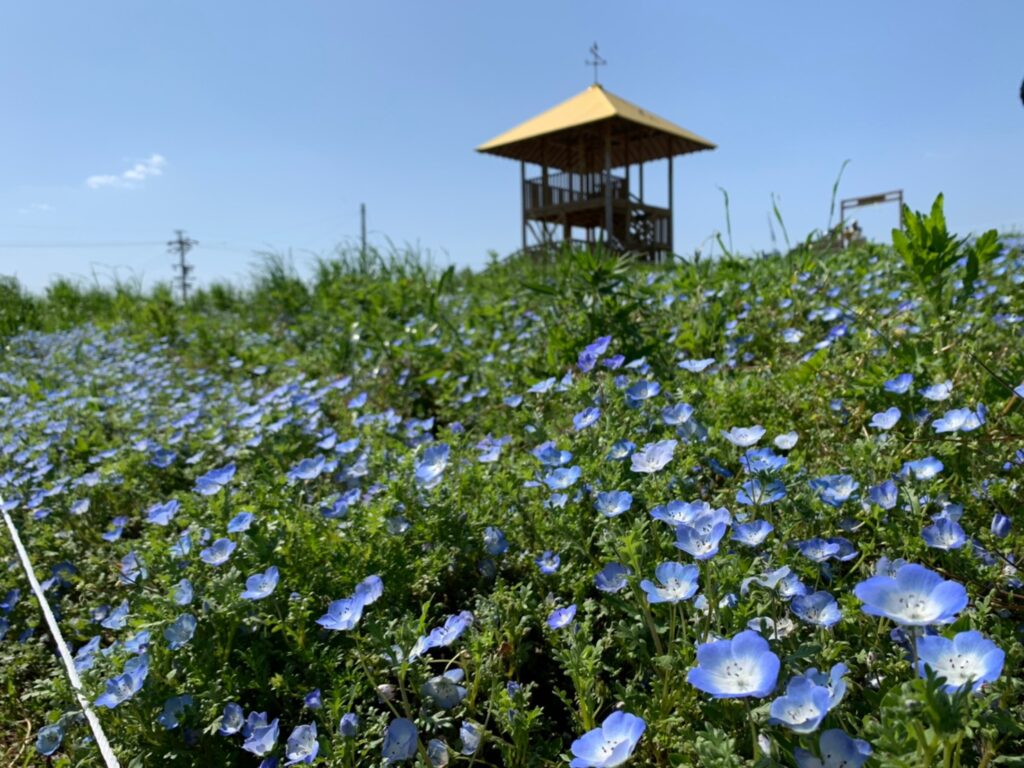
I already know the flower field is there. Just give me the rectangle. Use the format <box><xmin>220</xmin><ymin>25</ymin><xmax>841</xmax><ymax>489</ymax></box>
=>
<box><xmin>1</xmin><ymin>204</ymin><xmax>1022</xmax><ymax>766</ymax></box>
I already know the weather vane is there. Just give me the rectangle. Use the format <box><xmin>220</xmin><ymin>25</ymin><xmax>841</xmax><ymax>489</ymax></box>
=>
<box><xmin>585</xmin><ymin>42</ymin><xmax>607</xmax><ymax>85</ymax></box>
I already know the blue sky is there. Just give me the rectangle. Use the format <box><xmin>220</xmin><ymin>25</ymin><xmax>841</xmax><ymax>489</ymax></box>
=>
<box><xmin>2</xmin><ymin>1</ymin><xmax>1022</xmax><ymax>291</ymax></box>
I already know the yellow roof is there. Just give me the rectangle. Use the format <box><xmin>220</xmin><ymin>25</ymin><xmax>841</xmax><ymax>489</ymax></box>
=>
<box><xmin>476</xmin><ymin>84</ymin><xmax>715</xmax><ymax>171</ymax></box>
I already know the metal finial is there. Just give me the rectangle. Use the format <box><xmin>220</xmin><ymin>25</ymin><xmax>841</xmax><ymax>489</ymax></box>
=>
<box><xmin>585</xmin><ymin>42</ymin><xmax>606</xmax><ymax>85</ymax></box>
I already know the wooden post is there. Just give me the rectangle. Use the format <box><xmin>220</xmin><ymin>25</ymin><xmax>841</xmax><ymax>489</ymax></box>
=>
<box><xmin>604</xmin><ymin>126</ymin><xmax>613</xmax><ymax>245</ymax></box>
<box><xmin>520</xmin><ymin>160</ymin><xmax>527</xmax><ymax>253</ymax></box>
<box><xmin>639</xmin><ymin>161</ymin><xmax>644</xmax><ymax>203</ymax></box>
<box><xmin>667</xmin><ymin>156</ymin><xmax>674</xmax><ymax>258</ymax></box>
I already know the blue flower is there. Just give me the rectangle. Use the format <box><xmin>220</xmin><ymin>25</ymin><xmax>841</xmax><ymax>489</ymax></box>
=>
<box><xmin>678</xmin><ymin>358</ymin><xmax>716</xmax><ymax>373</ymax></box>
<box><xmin>594</xmin><ymin>490</ymin><xmax>632</xmax><ymax>518</ymax></box>
<box><xmin>338</xmin><ymin>712</ymin><xmax>359</xmax><ymax>737</ymax></box>
<box><xmin>408</xmin><ymin>610</ymin><xmax>474</xmax><ymax>658</ymax></box>
<box><xmin>172</xmin><ymin>579</ymin><xmax>194</xmax><ymax>606</ymax></box>
<box><xmin>164</xmin><ymin>613</ymin><xmax>197</xmax><ymax>650</ymax></box>
<box><xmin>546</xmin><ymin>604</ymin><xmax>576</xmax><ymax>630</ymax></box>
<box><xmin>687</xmin><ymin>630</ymin><xmax>780</xmax><ymax>698</ymax></box>
<box><xmin>421</xmin><ymin>668</ymin><xmax>468</xmax><ymax>709</ymax></box>
<box><xmin>791</xmin><ymin>591</ymin><xmax>842</xmax><ymax>628</ymax></box>
<box><xmin>901</xmin><ymin>456</ymin><xmax>944</xmax><ymax>480</ymax></box>
<box><xmin>774</xmin><ymin>431</ymin><xmax>799</xmax><ymax>450</ymax></box>
<box><xmin>218</xmin><ymin>702</ymin><xmax>245</xmax><ymax>735</ymax></box>
<box><xmin>921</xmin><ymin>518</ymin><xmax>967</xmax><ymax>550</ymax></box>
<box><xmin>867</xmin><ymin>480</ymin><xmax>898</xmax><ymax>510</ymax></box>
<box><xmin>157</xmin><ymin>694</ymin><xmax>194</xmax><ymax>730</ymax></box>
<box><xmin>242</xmin><ymin>714</ymin><xmax>279</xmax><ymax>757</ymax></box>
<box><xmin>287</xmin><ymin>456</ymin><xmax>327</xmax><ymax>483</ymax></box>
<box><xmin>35</xmin><ymin>723</ymin><xmax>63</xmax><ymax>756</ymax></box>
<box><xmin>317</xmin><ymin>575</ymin><xmax>383</xmax><ymax>631</ymax></box>
<box><xmin>662</xmin><ymin>402</ymin><xmax>695</xmax><ymax>425</ymax></box>
<box><xmin>920</xmin><ymin>380</ymin><xmax>953</xmax><ymax>401</ymax></box>
<box><xmin>991</xmin><ymin>513</ymin><xmax>1011</xmax><ymax>539</ymax></box>
<box><xmin>459</xmin><ymin>721</ymin><xmax>482</xmax><ymax>755</ymax></box>
<box><xmin>382</xmin><ymin>717</ymin><xmax>418</xmax><ymax>763</ymax></box>
<box><xmin>932</xmin><ymin>407</ymin><xmax>984</xmax><ymax>433</ymax></box>
<box><xmin>241</xmin><ymin>565</ymin><xmax>280</xmax><ymax>600</ymax></box>
<box><xmin>594</xmin><ymin>562</ymin><xmax>631</xmax><ymax>593</ymax></box>
<box><xmin>630</xmin><ymin>439</ymin><xmax>676</xmax><ymax>474</ymax></box>
<box><xmin>625</xmin><ymin>379</ymin><xmax>661</xmax><ymax>405</ymax></box>
<box><xmin>535</xmin><ymin>551</ymin><xmax>560</xmax><ymax>574</ymax></box>
<box><xmin>284</xmin><ymin>722</ymin><xmax>319</xmax><ymax>765</ymax></box>
<box><xmin>721</xmin><ymin>425</ymin><xmax>765</xmax><ymax>448</ymax></box>
<box><xmin>145</xmin><ymin>499</ymin><xmax>180</xmax><ymax>526</ymax></box>
<box><xmin>199</xmin><ymin>538</ymin><xmax>237</xmax><ymax>566</ymax></box>
<box><xmin>731</xmin><ymin>520</ymin><xmax>773</xmax><ymax>547</ymax></box>
<box><xmin>796</xmin><ymin>538</ymin><xmax>840</xmax><ymax>563</ymax></box>
<box><xmin>640</xmin><ymin>562</ymin><xmax>699</xmax><ymax>603</ymax></box>
<box><xmin>415</xmin><ymin>443</ymin><xmax>450</xmax><ymax>489</ymax></box>
<box><xmin>100</xmin><ymin>599</ymin><xmax>130</xmax><ymax>630</ymax></box>
<box><xmin>573</xmin><ymin>407</ymin><xmax>601</xmax><ymax>431</ymax></box>
<box><xmin>606</xmin><ymin>440</ymin><xmax>635</xmax><ymax>461</ymax></box>
<box><xmin>884</xmin><ymin>373</ymin><xmax>913</xmax><ymax>394</ymax></box>
<box><xmin>194</xmin><ymin>462</ymin><xmax>236</xmax><ymax>495</ymax></box>
<box><xmin>544</xmin><ymin>466</ymin><xmax>581</xmax><ymax>490</ymax></box>
<box><xmin>675</xmin><ymin>519</ymin><xmax>729</xmax><ymax>560</ymax></box>
<box><xmin>483</xmin><ymin>526</ymin><xmax>509</xmax><ymax>555</ymax></box>
<box><xmin>794</xmin><ymin>728</ymin><xmax>872</xmax><ymax>768</ymax></box>
<box><xmin>227</xmin><ymin>511</ymin><xmax>255</xmax><ymax>533</ymax></box>
<box><xmin>854</xmin><ymin>563</ymin><xmax>967</xmax><ymax>626</ymax></box>
<box><xmin>869</xmin><ymin>407</ymin><xmax>901</xmax><ymax>430</ymax></box>
<box><xmin>916</xmin><ymin>631</ymin><xmax>1004</xmax><ymax>693</ymax></box>
<box><xmin>740</xmin><ymin>448</ymin><xmax>787</xmax><ymax>474</ymax></box>
<box><xmin>736</xmin><ymin>479</ymin><xmax>786</xmax><ymax>506</ymax></box>
<box><xmin>809</xmin><ymin>474</ymin><xmax>859</xmax><ymax>507</ymax></box>
<box><xmin>569</xmin><ymin>710</ymin><xmax>646</xmax><ymax>768</ymax></box>
<box><xmin>769</xmin><ymin>676</ymin><xmax>832</xmax><ymax>733</ymax></box>
<box><xmin>304</xmin><ymin>689</ymin><xmax>322</xmax><ymax>709</ymax></box>
<box><xmin>95</xmin><ymin>654</ymin><xmax>149</xmax><ymax>708</ymax></box>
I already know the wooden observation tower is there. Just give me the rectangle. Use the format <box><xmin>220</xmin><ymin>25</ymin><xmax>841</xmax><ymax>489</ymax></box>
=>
<box><xmin>477</xmin><ymin>76</ymin><xmax>715</xmax><ymax>261</ymax></box>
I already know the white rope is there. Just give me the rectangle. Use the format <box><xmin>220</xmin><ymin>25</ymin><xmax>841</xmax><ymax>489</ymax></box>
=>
<box><xmin>1</xmin><ymin>494</ymin><xmax>120</xmax><ymax>767</ymax></box>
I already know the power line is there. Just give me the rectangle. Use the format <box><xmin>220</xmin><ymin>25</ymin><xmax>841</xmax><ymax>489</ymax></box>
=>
<box><xmin>0</xmin><ymin>241</ymin><xmax>165</xmax><ymax>248</ymax></box>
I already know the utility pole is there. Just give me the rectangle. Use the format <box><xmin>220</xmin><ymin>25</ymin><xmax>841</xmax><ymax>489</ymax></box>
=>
<box><xmin>168</xmin><ymin>229</ymin><xmax>198</xmax><ymax>303</ymax></box>
<box><xmin>360</xmin><ymin>203</ymin><xmax>367</xmax><ymax>260</ymax></box>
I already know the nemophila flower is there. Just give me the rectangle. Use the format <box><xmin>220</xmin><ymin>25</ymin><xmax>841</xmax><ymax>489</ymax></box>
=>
<box><xmin>428</xmin><ymin>738</ymin><xmax>450</xmax><ymax>765</ymax></box>
<box><xmin>227</xmin><ymin>510</ymin><xmax>254</xmax><ymax>533</ymax></box>
<box><xmin>578</xmin><ymin>336</ymin><xmax>612</xmax><ymax>372</ymax></box>
<box><xmin>630</xmin><ymin>439</ymin><xmax>676</xmax><ymax>474</ymax></box>
<box><xmin>901</xmin><ymin>456</ymin><xmax>944</xmax><ymax>481</ymax></box>
<box><xmin>534</xmin><ymin>442</ymin><xmax>573</xmax><ymax>467</ymax></box>
<box><xmin>102</xmin><ymin>516</ymin><xmax>127</xmax><ymax>541</ymax></box>
<box><xmin>731</xmin><ymin>520</ymin><xmax>773</xmax><ymax>547</ymax></box>
<box><xmin>120</xmin><ymin>550</ymin><xmax>147</xmax><ymax>584</ymax></box>
<box><xmin>241</xmin><ymin>565</ymin><xmax>280</xmax><ymax>600</ymax></box>
<box><xmin>625</xmin><ymin>379</ymin><xmax>661</xmax><ymax>405</ymax></box>
<box><xmin>794</xmin><ymin>728</ymin><xmax>872</xmax><ymax>768</ymax></box>
<box><xmin>933</xmin><ymin>407</ymin><xmax>984</xmax><ymax>433</ymax></box>
<box><xmin>73</xmin><ymin>636</ymin><xmax>101</xmax><ymax>673</ymax></box>
<box><xmin>797</xmin><ymin>538</ymin><xmax>840</xmax><ymax>563</ymax></box>
<box><xmin>339</xmin><ymin>712</ymin><xmax>359</xmax><ymax>737</ymax></box>
<box><xmin>769</xmin><ymin>676</ymin><xmax>832</xmax><ymax>733</ymax></box>
<box><xmin>678</xmin><ymin>357</ymin><xmax>716</xmax><ymax>373</ymax></box>
<box><xmin>594</xmin><ymin>490</ymin><xmax>632</xmax><ymax>518</ymax></box>
<box><xmin>200</xmin><ymin>537</ymin><xmax>236</xmax><ymax>566</ymax></box>
<box><xmin>242</xmin><ymin>714</ymin><xmax>279</xmax><ymax>757</ymax></box>
<box><xmin>172</xmin><ymin>578</ymin><xmax>194</xmax><ymax>606</ymax></box>
<box><xmin>146</xmin><ymin>499</ymin><xmax>180</xmax><ymax>526</ymax></box>
<box><xmin>687</xmin><ymin>630</ymin><xmax>780</xmax><ymax>698</ymax></box>
<box><xmin>736</xmin><ymin>479</ymin><xmax>786</xmax><ymax>506</ymax></box>
<box><xmin>884</xmin><ymin>373</ymin><xmax>914</xmax><ymax>394</ymax></box>
<box><xmin>791</xmin><ymin>591</ymin><xmax>842</xmax><ymax>628</ymax></box>
<box><xmin>285</xmin><ymin>722</ymin><xmax>319</xmax><ymax>765</ymax></box>
<box><xmin>573</xmin><ymin>407</ymin><xmax>601</xmax><ymax>431</ymax></box>
<box><xmin>157</xmin><ymin>694</ymin><xmax>194</xmax><ymax>730</ymax></box>
<box><xmin>569</xmin><ymin>710</ymin><xmax>646</xmax><ymax>768</ymax></box>
<box><xmin>219</xmin><ymin>702</ymin><xmax>245</xmax><ymax>735</ymax></box>
<box><xmin>809</xmin><ymin>475</ymin><xmax>859</xmax><ymax>507</ymax></box>
<box><xmin>302</xmin><ymin>689</ymin><xmax>322</xmax><ymax>710</ymax></box>
<box><xmin>70</xmin><ymin>498</ymin><xmax>90</xmax><ymax>515</ymax></box>
<box><xmin>602</xmin><ymin>354</ymin><xmax>625</xmax><ymax>370</ymax></box>
<box><xmin>546</xmin><ymin>604</ymin><xmax>576</xmax><ymax>630</ymax></box>
<box><xmin>640</xmin><ymin>562</ymin><xmax>699</xmax><ymax>603</ymax></box>
<box><xmin>869</xmin><ymin>407</ymin><xmax>901</xmax><ymax>430</ymax></box>
<box><xmin>535</xmin><ymin>551</ymin><xmax>560</xmax><ymax>574</ymax></box>
<box><xmin>483</xmin><ymin>526</ymin><xmax>509</xmax><ymax>555</ymax></box>
<box><xmin>740</xmin><ymin>448</ymin><xmax>787</xmax><ymax>474</ymax></box>
<box><xmin>662</xmin><ymin>402</ymin><xmax>695</xmax><ymax>425</ymax></box>
<box><xmin>35</xmin><ymin>723</ymin><xmax>63</xmax><ymax>756</ymax></box>
<box><xmin>544</xmin><ymin>465</ymin><xmax>581</xmax><ymax>490</ymax></box>
<box><xmin>803</xmin><ymin>663</ymin><xmax>848</xmax><ymax>709</ymax></box>
<box><xmin>921</xmin><ymin>518</ymin><xmax>967</xmax><ymax>550</ymax></box>
<box><xmin>854</xmin><ymin>563</ymin><xmax>967</xmax><ymax>626</ymax></box>
<box><xmin>421</xmin><ymin>668</ymin><xmax>468</xmax><ymax>709</ymax></box>
<box><xmin>194</xmin><ymin>462</ymin><xmax>236</xmax><ymax>495</ymax></box>
<box><xmin>920</xmin><ymin>380</ymin><xmax>953</xmax><ymax>401</ymax></box>
<box><xmin>95</xmin><ymin>654</ymin><xmax>149</xmax><ymax>708</ymax></box>
<box><xmin>991</xmin><ymin>512</ymin><xmax>1011</xmax><ymax>539</ymax></box>
<box><xmin>100</xmin><ymin>600</ymin><xmax>130</xmax><ymax>630</ymax></box>
<box><xmin>595</xmin><ymin>562</ymin><xmax>631</xmax><ymax>593</ymax></box>
<box><xmin>782</xmin><ymin>328</ymin><xmax>804</xmax><ymax>344</ymax></box>
<box><xmin>382</xmin><ymin>717</ymin><xmax>418</xmax><ymax>763</ymax></box>
<box><xmin>675</xmin><ymin>518</ymin><xmax>729</xmax><ymax>560</ymax></box>
<box><xmin>650</xmin><ymin>499</ymin><xmax>706</xmax><ymax>527</ymax></box>
<box><xmin>868</xmin><ymin>480</ymin><xmax>898</xmax><ymax>510</ymax></box>
<box><xmin>606</xmin><ymin>440</ymin><xmax>635</xmax><ymax>461</ymax></box>
<box><xmin>459</xmin><ymin>721</ymin><xmax>482</xmax><ymax>755</ymax></box>
<box><xmin>409</xmin><ymin>610</ymin><xmax>475</xmax><ymax>659</ymax></box>
<box><xmin>124</xmin><ymin>629</ymin><xmax>151</xmax><ymax>654</ymax></box>
<box><xmin>164</xmin><ymin>613</ymin><xmax>197</xmax><ymax>650</ymax></box>
<box><xmin>415</xmin><ymin>443</ymin><xmax>450</xmax><ymax>489</ymax></box>
<box><xmin>721</xmin><ymin>425</ymin><xmax>766</xmax><ymax>448</ymax></box>
<box><xmin>774</xmin><ymin>431</ymin><xmax>799</xmax><ymax>450</ymax></box>
<box><xmin>287</xmin><ymin>455</ymin><xmax>327</xmax><ymax>483</ymax></box>
<box><xmin>916</xmin><ymin>631</ymin><xmax>1005</xmax><ymax>693</ymax></box>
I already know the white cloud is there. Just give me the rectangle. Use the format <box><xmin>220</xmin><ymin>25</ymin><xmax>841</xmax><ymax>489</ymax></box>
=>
<box><xmin>85</xmin><ymin>154</ymin><xmax>167</xmax><ymax>189</ymax></box>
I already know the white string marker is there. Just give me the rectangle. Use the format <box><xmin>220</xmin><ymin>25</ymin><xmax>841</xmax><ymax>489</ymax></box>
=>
<box><xmin>1</xmin><ymin>493</ymin><xmax>120</xmax><ymax>767</ymax></box>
